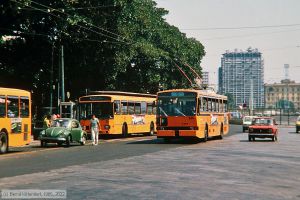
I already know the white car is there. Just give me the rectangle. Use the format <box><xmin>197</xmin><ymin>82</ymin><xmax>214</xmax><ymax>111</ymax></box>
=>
<box><xmin>242</xmin><ymin>116</ymin><xmax>256</xmax><ymax>132</ymax></box>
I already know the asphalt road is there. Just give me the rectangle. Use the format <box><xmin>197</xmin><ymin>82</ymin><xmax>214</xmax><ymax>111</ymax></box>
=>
<box><xmin>0</xmin><ymin>125</ymin><xmax>241</xmax><ymax>178</ymax></box>
<box><xmin>1</xmin><ymin>125</ymin><xmax>300</xmax><ymax>200</ymax></box>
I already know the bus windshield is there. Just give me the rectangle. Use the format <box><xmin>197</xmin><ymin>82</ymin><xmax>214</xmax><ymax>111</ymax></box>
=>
<box><xmin>79</xmin><ymin>102</ymin><xmax>113</xmax><ymax>120</ymax></box>
<box><xmin>157</xmin><ymin>93</ymin><xmax>196</xmax><ymax>117</ymax></box>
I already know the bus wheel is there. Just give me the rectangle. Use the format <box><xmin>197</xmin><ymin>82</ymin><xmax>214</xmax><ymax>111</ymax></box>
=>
<box><xmin>149</xmin><ymin>122</ymin><xmax>155</xmax><ymax>136</ymax></box>
<box><xmin>0</xmin><ymin>132</ymin><xmax>8</xmax><ymax>154</ymax></box>
<box><xmin>122</xmin><ymin>123</ymin><xmax>128</xmax><ymax>138</ymax></box>
<box><xmin>218</xmin><ymin>124</ymin><xmax>224</xmax><ymax>140</ymax></box>
<box><xmin>203</xmin><ymin>126</ymin><xmax>208</xmax><ymax>142</ymax></box>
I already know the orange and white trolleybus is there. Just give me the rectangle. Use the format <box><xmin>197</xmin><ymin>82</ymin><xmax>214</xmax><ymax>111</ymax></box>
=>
<box><xmin>156</xmin><ymin>89</ymin><xmax>229</xmax><ymax>142</ymax></box>
<box><xmin>0</xmin><ymin>87</ymin><xmax>31</xmax><ymax>153</ymax></box>
<box><xmin>78</xmin><ymin>91</ymin><xmax>156</xmax><ymax>137</ymax></box>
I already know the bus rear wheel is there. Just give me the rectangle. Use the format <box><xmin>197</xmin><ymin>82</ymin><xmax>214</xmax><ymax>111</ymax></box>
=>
<box><xmin>218</xmin><ymin>124</ymin><xmax>224</xmax><ymax>140</ymax></box>
<box><xmin>149</xmin><ymin>122</ymin><xmax>155</xmax><ymax>136</ymax></box>
<box><xmin>122</xmin><ymin>123</ymin><xmax>128</xmax><ymax>138</ymax></box>
<box><xmin>203</xmin><ymin>126</ymin><xmax>208</xmax><ymax>142</ymax></box>
<box><xmin>0</xmin><ymin>132</ymin><xmax>8</xmax><ymax>154</ymax></box>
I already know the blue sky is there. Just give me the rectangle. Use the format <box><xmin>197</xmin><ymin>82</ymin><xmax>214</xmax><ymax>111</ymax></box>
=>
<box><xmin>156</xmin><ymin>0</ymin><xmax>300</xmax><ymax>86</ymax></box>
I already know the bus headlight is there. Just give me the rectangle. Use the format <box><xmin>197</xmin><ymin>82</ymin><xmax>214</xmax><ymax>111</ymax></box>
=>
<box><xmin>104</xmin><ymin>125</ymin><xmax>110</xmax><ymax>130</ymax></box>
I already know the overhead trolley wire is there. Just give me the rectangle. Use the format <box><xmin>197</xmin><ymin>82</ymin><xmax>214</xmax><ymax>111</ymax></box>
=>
<box><xmin>10</xmin><ymin>0</ymin><xmax>130</xmax><ymax>45</ymax></box>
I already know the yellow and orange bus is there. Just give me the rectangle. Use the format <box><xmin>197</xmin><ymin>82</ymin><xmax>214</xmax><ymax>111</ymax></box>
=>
<box><xmin>78</xmin><ymin>91</ymin><xmax>156</xmax><ymax>137</ymax></box>
<box><xmin>156</xmin><ymin>89</ymin><xmax>229</xmax><ymax>142</ymax></box>
<box><xmin>0</xmin><ymin>87</ymin><xmax>31</xmax><ymax>153</ymax></box>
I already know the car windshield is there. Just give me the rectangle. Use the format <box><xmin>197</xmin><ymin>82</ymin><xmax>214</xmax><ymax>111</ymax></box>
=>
<box><xmin>51</xmin><ymin>119</ymin><xmax>70</xmax><ymax>128</ymax></box>
<box><xmin>253</xmin><ymin>118</ymin><xmax>273</xmax><ymax>125</ymax></box>
<box><xmin>157</xmin><ymin>92</ymin><xmax>197</xmax><ymax>117</ymax></box>
<box><xmin>243</xmin><ymin>117</ymin><xmax>252</xmax><ymax>122</ymax></box>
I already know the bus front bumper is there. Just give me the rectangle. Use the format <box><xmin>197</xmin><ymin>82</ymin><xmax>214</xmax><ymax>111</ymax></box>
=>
<box><xmin>157</xmin><ymin>130</ymin><xmax>197</xmax><ymax>137</ymax></box>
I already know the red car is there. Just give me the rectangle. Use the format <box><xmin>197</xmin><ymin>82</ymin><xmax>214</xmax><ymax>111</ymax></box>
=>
<box><xmin>248</xmin><ymin>117</ymin><xmax>278</xmax><ymax>141</ymax></box>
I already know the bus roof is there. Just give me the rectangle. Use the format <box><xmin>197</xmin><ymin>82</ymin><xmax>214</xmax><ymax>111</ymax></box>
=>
<box><xmin>0</xmin><ymin>87</ymin><xmax>31</xmax><ymax>96</ymax></box>
<box><xmin>88</xmin><ymin>91</ymin><xmax>156</xmax><ymax>98</ymax></box>
<box><xmin>157</xmin><ymin>89</ymin><xmax>227</xmax><ymax>100</ymax></box>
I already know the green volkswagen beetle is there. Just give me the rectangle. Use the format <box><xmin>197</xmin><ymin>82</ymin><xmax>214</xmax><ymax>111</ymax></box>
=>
<box><xmin>39</xmin><ymin>118</ymin><xmax>87</xmax><ymax>147</ymax></box>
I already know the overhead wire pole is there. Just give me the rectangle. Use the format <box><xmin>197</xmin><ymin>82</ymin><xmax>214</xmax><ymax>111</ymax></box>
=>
<box><xmin>172</xmin><ymin>61</ymin><xmax>194</xmax><ymax>87</ymax></box>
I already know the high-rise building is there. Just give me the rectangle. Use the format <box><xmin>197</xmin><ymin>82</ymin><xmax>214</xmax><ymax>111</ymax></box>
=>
<box><xmin>219</xmin><ymin>48</ymin><xmax>264</xmax><ymax>108</ymax></box>
<box><xmin>202</xmin><ymin>71</ymin><xmax>209</xmax><ymax>85</ymax></box>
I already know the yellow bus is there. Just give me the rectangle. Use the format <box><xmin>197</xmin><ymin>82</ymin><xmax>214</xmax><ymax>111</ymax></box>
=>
<box><xmin>78</xmin><ymin>91</ymin><xmax>156</xmax><ymax>137</ymax></box>
<box><xmin>156</xmin><ymin>89</ymin><xmax>229</xmax><ymax>142</ymax></box>
<box><xmin>0</xmin><ymin>87</ymin><xmax>31</xmax><ymax>153</ymax></box>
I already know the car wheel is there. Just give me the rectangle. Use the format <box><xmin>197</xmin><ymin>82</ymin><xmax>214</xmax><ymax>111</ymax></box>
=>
<box><xmin>57</xmin><ymin>142</ymin><xmax>63</xmax><ymax>147</ymax></box>
<box><xmin>66</xmin><ymin>135</ymin><xmax>71</xmax><ymax>147</ymax></box>
<box><xmin>80</xmin><ymin>135</ymin><xmax>86</xmax><ymax>146</ymax></box>
<box><xmin>272</xmin><ymin>136</ymin><xmax>275</xmax><ymax>141</ymax></box>
<box><xmin>40</xmin><ymin>140</ymin><xmax>46</xmax><ymax>147</ymax></box>
<box><xmin>0</xmin><ymin>132</ymin><xmax>8</xmax><ymax>154</ymax></box>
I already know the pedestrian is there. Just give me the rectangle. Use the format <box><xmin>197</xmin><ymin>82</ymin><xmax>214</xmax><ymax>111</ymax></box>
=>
<box><xmin>90</xmin><ymin>114</ymin><xmax>100</xmax><ymax>145</ymax></box>
<box><xmin>43</xmin><ymin>114</ymin><xmax>51</xmax><ymax>128</ymax></box>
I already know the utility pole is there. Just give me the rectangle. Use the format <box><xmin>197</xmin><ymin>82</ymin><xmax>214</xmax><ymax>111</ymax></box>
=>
<box><xmin>61</xmin><ymin>45</ymin><xmax>65</xmax><ymax>102</ymax></box>
<box><xmin>50</xmin><ymin>43</ymin><xmax>54</xmax><ymax>114</ymax></box>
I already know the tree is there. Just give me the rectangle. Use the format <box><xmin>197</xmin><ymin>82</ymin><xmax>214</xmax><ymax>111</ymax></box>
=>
<box><xmin>0</xmin><ymin>0</ymin><xmax>205</xmax><ymax>114</ymax></box>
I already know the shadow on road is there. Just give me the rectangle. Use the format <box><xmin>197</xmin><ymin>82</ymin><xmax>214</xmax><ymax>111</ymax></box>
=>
<box><xmin>127</xmin><ymin>138</ymin><xmax>214</xmax><ymax>145</ymax></box>
<box><xmin>288</xmin><ymin>132</ymin><xmax>299</xmax><ymax>134</ymax></box>
<box><xmin>240</xmin><ymin>139</ymin><xmax>276</xmax><ymax>143</ymax></box>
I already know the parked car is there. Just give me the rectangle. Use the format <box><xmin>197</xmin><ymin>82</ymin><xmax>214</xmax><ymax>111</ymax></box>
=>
<box><xmin>296</xmin><ymin>116</ymin><xmax>300</xmax><ymax>133</ymax></box>
<box><xmin>39</xmin><ymin>118</ymin><xmax>87</xmax><ymax>147</ymax></box>
<box><xmin>242</xmin><ymin>116</ymin><xmax>256</xmax><ymax>132</ymax></box>
<box><xmin>248</xmin><ymin>117</ymin><xmax>278</xmax><ymax>142</ymax></box>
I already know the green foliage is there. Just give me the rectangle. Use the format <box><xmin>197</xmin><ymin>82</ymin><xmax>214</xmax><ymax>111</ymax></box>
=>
<box><xmin>225</xmin><ymin>93</ymin><xmax>235</xmax><ymax>110</ymax></box>
<box><xmin>0</xmin><ymin>0</ymin><xmax>205</xmax><ymax>109</ymax></box>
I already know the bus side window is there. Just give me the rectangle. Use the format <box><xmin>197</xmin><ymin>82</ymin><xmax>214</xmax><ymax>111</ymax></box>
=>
<box><xmin>20</xmin><ymin>96</ymin><xmax>30</xmax><ymax>117</ymax></box>
<box><xmin>7</xmin><ymin>96</ymin><xmax>19</xmax><ymax>118</ymax></box>
<box><xmin>207</xmin><ymin>98</ymin><xmax>212</xmax><ymax>112</ymax></box>
<box><xmin>219</xmin><ymin>99</ymin><xmax>223</xmax><ymax>112</ymax></box>
<box><xmin>121</xmin><ymin>101</ymin><xmax>128</xmax><ymax>115</ymax></box>
<box><xmin>153</xmin><ymin>105</ymin><xmax>157</xmax><ymax>115</ymax></box>
<box><xmin>202</xmin><ymin>98</ymin><xmax>207</xmax><ymax>112</ymax></box>
<box><xmin>114</xmin><ymin>100</ymin><xmax>121</xmax><ymax>115</ymax></box>
<box><xmin>0</xmin><ymin>95</ymin><xmax>6</xmax><ymax>118</ymax></box>
<box><xmin>135</xmin><ymin>102</ymin><xmax>141</xmax><ymax>114</ymax></box>
<box><xmin>212</xmin><ymin>99</ymin><xmax>216</xmax><ymax>112</ymax></box>
<box><xmin>147</xmin><ymin>103</ymin><xmax>153</xmax><ymax>115</ymax></box>
<box><xmin>128</xmin><ymin>102</ymin><xmax>135</xmax><ymax>115</ymax></box>
<box><xmin>141</xmin><ymin>102</ymin><xmax>147</xmax><ymax>115</ymax></box>
<box><xmin>216</xmin><ymin>99</ymin><xmax>219</xmax><ymax>112</ymax></box>
<box><xmin>197</xmin><ymin>98</ymin><xmax>200</xmax><ymax>114</ymax></box>
<box><xmin>224</xmin><ymin>100</ymin><xmax>228</xmax><ymax>112</ymax></box>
